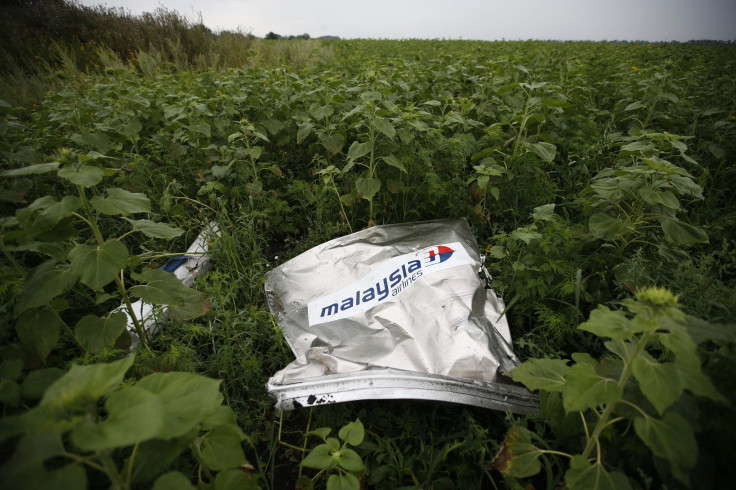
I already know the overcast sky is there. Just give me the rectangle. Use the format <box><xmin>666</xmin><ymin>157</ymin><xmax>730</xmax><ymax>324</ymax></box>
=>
<box><xmin>77</xmin><ymin>0</ymin><xmax>736</xmax><ymax>42</ymax></box>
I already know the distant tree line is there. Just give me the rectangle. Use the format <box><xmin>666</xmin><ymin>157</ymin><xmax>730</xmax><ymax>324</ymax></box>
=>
<box><xmin>0</xmin><ymin>0</ymin><xmax>335</xmax><ymax>75</ymax></box>
<box><xmin>265</xmin><ymin>32</ymin><xmax>311</xmax><ymax>40</ymax></box>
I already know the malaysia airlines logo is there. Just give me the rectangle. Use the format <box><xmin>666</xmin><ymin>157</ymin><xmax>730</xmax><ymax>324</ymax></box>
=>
<box><xmin>424</xmin><ymin>245</ymin><xmax>455</xmax><ymax>265</ymax></box>
<box><xmin>307</xmin><ymin>242</ymin><xmax>475</xmax><ymax>326</ymax></box>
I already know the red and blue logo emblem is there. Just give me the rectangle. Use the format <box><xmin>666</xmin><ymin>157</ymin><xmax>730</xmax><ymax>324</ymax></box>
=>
<box><xmin>423</xmin><ymin>245</ymin><xmax>455</xmax><ymax>265</ymax></box>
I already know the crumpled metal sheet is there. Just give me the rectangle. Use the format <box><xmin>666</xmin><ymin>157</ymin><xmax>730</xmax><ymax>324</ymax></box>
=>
<box><xmin>120</xmin><ymin>223</ymin><xmax>219</xmax><ymax>349</ymax></box>
<box><xmin>264</xmin><ymin>219</ymin><xmax>538</xmax><ymax>413</ymax></box>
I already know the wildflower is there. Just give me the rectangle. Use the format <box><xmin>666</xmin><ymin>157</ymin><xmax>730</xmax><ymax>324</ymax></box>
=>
<box><xmin>632</xmin><ymin>66</ymin><xmax>638</xmax><ymax>70</ymax></box>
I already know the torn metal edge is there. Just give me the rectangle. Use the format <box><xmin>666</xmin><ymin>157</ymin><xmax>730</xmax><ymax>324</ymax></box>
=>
<box><xmin>266</xmin><ymin>370</ymin><xmax>540</xmax><ymax>414</ymax></box>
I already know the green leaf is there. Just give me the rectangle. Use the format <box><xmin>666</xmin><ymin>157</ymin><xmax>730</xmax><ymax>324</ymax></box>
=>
<box><xmin>310</xmin><ymin>104</ymin><xmax>334</xmax><ymax>120</ymax></box>
<box><xmin>71</xmin><ymin>132</ymin><xmax>114</xmax><ymax>152</ymax></box>
<box><xmin>659</xmin><ymin>217</ymin><xmax>708</xmax><ymax>246</ymax></box>
<box><xmin>152</xmin><ymin>471</ymin><xmax>196</xmax><ymax>490</ymax></box>
<box><xmin>252</xmin><ymin>130</ymin><xmax>269</xmax><ymax>143</ymax></box>
<box><xmin>40</xmin><ymin>355</ymin><xmax>134</xmax><ymax>414</ymax></box>
<box><xmin>129</xmin><ymin>268</ymin><xmax>210</xmax><ymax>320</ymax></box>
<box><xmin>604</xmin><ymin>339</ymin><xmax>638</xmax><ymax>362</ymax></box>
<box><xmin>489</xmin><ymin>426</ymin><xmax>544</xmax><ymax>478</ymax></box>
<box><xmin>325</xmin><ymin>437</ymin><xmax>340</xmax><ymax>451</ymax></box>
<box><xmin>681</xmin><ymin>316</ymin><xmax>736</xmax><ymax>344</ymax></box>
<box><xmin>631</xmin><ymin>356</ymin><xmax>682</xmax><ymax>415</ymax></box>
<box><xmin>589</xmin><ymin>213</ymin><xmax>623</xmax><ymax>240</ymax></box>
<box><xmin>0</xmin><ymin>431</ymin><xmax>62</xmax><ymax>479</ymax></box>
<box><xmin>489</xmin><ymin>245</ymin><xmax>506</xmax><ymax>259</ymax></box>
<box><xmin>360</xmin><ymin>91</ymin><xmax>382</xmax><ymax>102</ymax></box>
<box><xmin>123</xmin><ymin>218</ymin><xmax>183</xmax><ymax>239</ymax></box>
<box><xmin>523</xmin><ymin>141</ymin><xmax>556</xmax><ymax>162</ymax></box>
<box><xmin>633</xmin><ymin>412</ymin><xmax>696</xmax><ymax>483</ymax></box>
<box><xmin>2</xmin><ymin>162</ymin><xmax>61</xmax><ymax>177</ymax></box>
<box><xmin>214</xmin><ymin>468</ymin><xmax>259</xmax><ymax>490</ymax></box>
<box><xmin>510</xmin><ymin>229</ymin><xmax>542</xmax><ymax>244</ymax></box>
<box><xmin>129</xmin><ymin>269</ymin><xmax>190</xmax><ymax>304</ymax></box>
<box><xmin>307</xmin><ymin>427</ymin><xmax>332</xmax><ymax>440</ymax></box>
<box><xmin>38</xmin><ymin>196</ymin><xmax>80</xmax><ymax>229</ymax></box>
<box><xmin>672</xmin><ymin>359</ymin><xmax>727</xmax><ymax>403</ymax></box>
<box><xmin>531</xmin><ymin>203</ymin><xmax>556</xmax><ymax>221</ymax></box>
<box><xmin>346</xmin><ymin>140</ymin><xmax>373</xmax><ymax>161</ymax></box>
<box><xmin>338</xmin><ymin>418</ymin><xmax>364</xmax><ymax>446</ymax></box>
<box><xmin>71</xmin><ymin>385</ymin><xmax>164</xmax><ymax>451</ymax></box>
<box><xmin>16</xmin><ymin>309</ymin><xmax>61</xmax><ymax>361</ymax></box>
<box><xmin>563</xmin><ymin>363</ymin><xmax>622</xmax><ymax>412</ymax></box>
<box><xmin>0</xmin><ymin>431</ymin><xmax>87</xmax><ymax>490</ymax></box>
<box><xmin>297</xmin><ymin>122</ymin><xmax>313</xmax><ymax>144</ymax></box>
<box><xmin>0</xmin><ymin>379</ymin><xmax>20</xmax><ymax>406</ymax></box>
<box><xmin>656</xmin><ymin>325</ymin><xmax>699</xmax><ymax>366</ymax></box>
<box><xmin>58</xmin><ymin>165</ymin><xmax>104</xmax><ymax>187</ymax></box>
<box><xmin>135</xmin><ymin>372</ymin><xmax>223</xmax><ymax>438</ymax></box>
<box><xmin>296</xmin><ymin>475</ymin><xmax>314</xmax><ymax>490</ymax></box>
<box><xmin>382</xmin><ymin>154</ymin><xmax>407</xmax><ymax>173</ymax></box>
<box><xmin>20</xmin><ymin>368</ymin><xmax>64</xmax><ymax>400</ymax></box>
<box><xmin>565</xmin><ymin>455</ymin><xmax>632</xmax><ymax>490</ymax></box>
<box><xmin>74</xmin><ymin>313</ymin><xmax>127</xmax><ymax>354</ymax></box>
<box><xmin>68</xmin><ymin>240</ymin><xmax>128</xmax><ymax>290</ymax></box>
<box><xmin>619</xmin><ymin>140</ymin><xmax>653</xmax><ymax>153</ymax></box>
<box><xmin>337</xmin><ymin>447</ymin><xmax>363</xmax><ymax>472</ymax></box>
<box><xmin>578</xmin><ymin>305</ymin><xmax>633</xmax><ymax>340</ymax></box>
<box><xmin>129</xmin><ymin>435</ymin><xmax>195</xmax><ymax>485</ymax></box>
<box><xmin>120</xmin><ymin>119</ymin><xmax>143</xmax><ymax>139</ymax></box>
<box><xmin>355</xmin><ymin>177</ymin><xmax>381</xmax><ymax>200</ymax></box>
<box><xmin>244</xmin><ymin>146</ymin><xmax>263</xmax><ymax>161</ymax></box>
<box><xmin>327</xmin><ymin>473</ymin><xmax>360</xmax><ymax>490</ymax></box>
<box><xmin>189</xmin><ymin>122</ymin><xmax>211</xmax><ymax>137</ymax></box>
<box><xmin>639</xmin><ymin>188</ymin><xmax>679</xmax><ymax>210</ymax></box>
<box><xmin>301</xmin><ymin>443</ymin><xmax>334</xmax><ymax>470</ymax></box>
<box><xmin>0</xmin><ymin>359</ymin><xmax>23</xmax><ymax>380</ymax></box>
<box><xmin>15</xmin><ymin>195</ymin><xmax>79</xmax><ymax>237</ymax></box>
<box><xmin>509</xmin><ymin>358</ymin><xmax>569</xmax><ymax>392</ymax></box>
<box><xmin>168</xmin><ymin>289</ymin><xmax>211</xmax><ymax>320</ymax></box>
<box><xmin>201</xmin><ymin>405</ymin><xmax>238</xmax><ymax>430</ymax></box>
<box><xmin>319</xmin><ymin>132</ymin><xmax>345</xmax><ymax>154</ymax></box>
<box><xmin>15</xmin><ymin>261</ymin><xmax>77</xmax><ymax>315</ymax></box>
<box><xmin>571</xmin><ymin>352</ymin><xmax>596</xmax><ymax>365</ymax></box>
<box><xmin>201</xmin><ymin>424</ymin><xmax>247</xmax><ymax>471</ymax></box>
<box><xmin>372</xmin><ymin>117</ymin><xmax>396</xmax><ymax>140</ymax></box>
<box><xmin>90</xmin><ymin>188</ymin><xmax>151</xmax><ymax>216</ymax></box>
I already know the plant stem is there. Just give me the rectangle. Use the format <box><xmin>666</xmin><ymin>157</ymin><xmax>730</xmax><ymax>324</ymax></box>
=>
<box><xmin>512</xmin><ymin>89</ymin><xmax>531</xmax><ymax>157</ymax></box>
<box><xmin>115</xmin><ymin>274</ymin><xmax>150</xmax><ymax>350</ymax></box>
<box><xmin>332</xmin><ymin>180</ymin><xmax>353</xmax><ymax>233</ymax></box>
<box><xmin>49</xmin><ymin>306</ymin><xmax>83</xmax><ymax>350</ymax></box>
<box><xmin>125</xmin><ymin>442</ymin><xmax>140</xmax><ymax>485</ymax></box>
<box><xmin>61</xmin><ymin>450</ymin><xmax>108</xmax><ymax>473</ymax></box>
<box><xmin>581</xmin><ymin>330</ymin><xmax>652</xmax><ymax>459</ymax></box>
<box><xmin>298</xmin><ymin>408</ymin><xmax>314</xmax><ymax>478</ymax></box>
<box><xmin>368</xmin><ymin>124</ymin><xmax>376</xmax><ymax>223</ymax></box>
<box><xmin>99</xmin><ymin>451</ymin><xmax>128</xmax><ymax>490</ymax></box>
<box><xmin>77</xmin><ymin>185</ymin><xmax>149</xmax><ymax>350</ymax></box>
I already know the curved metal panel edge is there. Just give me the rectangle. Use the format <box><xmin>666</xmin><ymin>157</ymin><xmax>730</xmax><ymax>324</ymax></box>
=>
<box><xmin>267</xmin><ymin>370</ymin><xmax>539</xmax><ymax>414</ymax></box>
